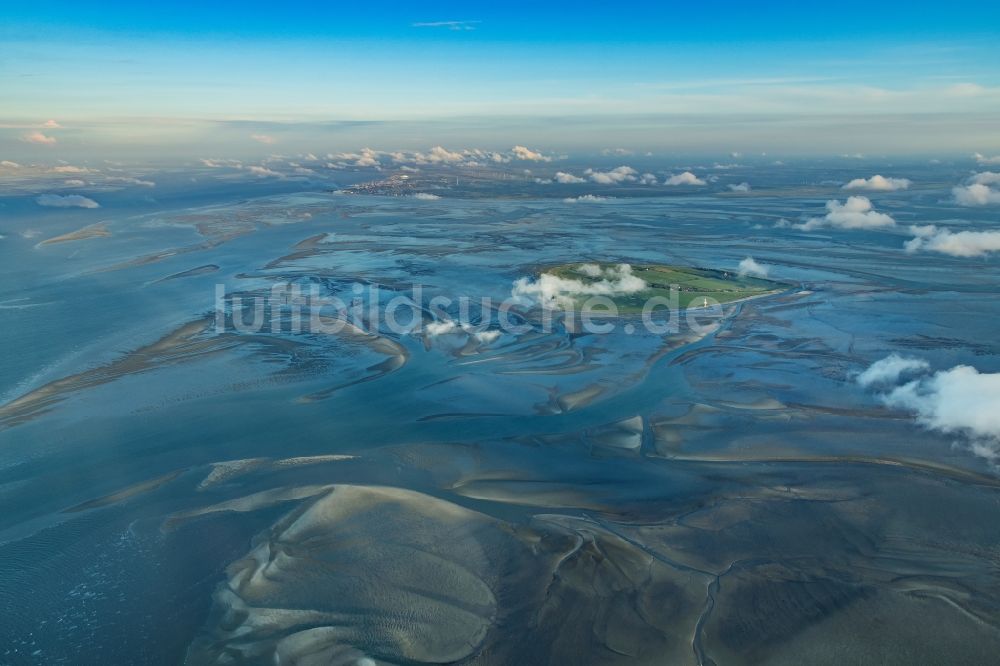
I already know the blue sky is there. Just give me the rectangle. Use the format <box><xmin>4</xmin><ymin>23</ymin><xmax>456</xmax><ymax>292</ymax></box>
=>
<box><xmin>6</xmin><ymin>1</ymin><xmax>999</xmax><ymax>42</ymax></box>
<box><xmin>3</xmin><ymin>1</ymin><xmax>1000</xmax><ymax>155</ymax></box>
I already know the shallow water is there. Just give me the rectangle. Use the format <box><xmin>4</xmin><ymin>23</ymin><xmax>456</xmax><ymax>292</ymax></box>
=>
<box><xmin>1</xmin><ymin>165</ymin><xmax>999</xmax><ymax>664</ymax></box>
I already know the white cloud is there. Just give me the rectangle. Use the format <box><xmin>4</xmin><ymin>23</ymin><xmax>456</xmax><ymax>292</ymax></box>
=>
<box><xmin>555</xmin><ymin>171</ymin><xmax>585</xmax><ymax>184</ymax></box>
<box><xmin>1</xmin><ymin>160</ymin><xmax>21</xmax><ymax>168</ymax></box>
<box><xmin>327</xmin><ymin>148</ymin><xmax>382</xmax><ymax>168</ymax></box>
<box><xmin>843</xmin><ymin>175</ymin><xmax>911</xmax><ymax>191</ymax></box>
<box><xmin>473</xmin><ymin>329</ymin><xmax>501</xmax><ymax>344</ymax></box>
<box><xmin>728</xmin><ymin>182</ymin><xmax>751</xmax><ymax>192</ymax></box>
<box><xmin>601</xmin><ymin>148</ymin><xmax>634</xmax><ymax>156</ymax></box>
<box><xmin>354</xmin><ymin>148</ymin><xmax>380</xmax><ymax>167</ymax></box>
<box><xmin>424</xmin><ymin>319</ymin><xmax>500</xmax><ymax>344</ymax></box>
<box><xmin>904</xmin><ymin>225</ymin><xmax>1000</xmax><ymax>257</ymax></box>
<box><xmin>41</xmin><ymin>119</ymin><xmax>61</xmax><ymax>128</ymax></box>
<box><xmin>798</xmin><ymin>196</ymin><xmax>895</xmax><ymax>231</ymax></box>
<box><xmin>971</xmin><ymin>172</ymin><xmax>1000</xmax><ymax>185</ymax></box>
<box><xmin>321</xmin><ymin>145</ymin><xmax>544</xmax><ymax>169</ymax></box>
<box><xmin>425</xmin><ymin>320</ymin><xmax>458</xmax><ymax>336</ymax></box>
<box><xmin>511</xmin><ymin>145</ymin><xmax>550</xmax><ymax>162</ymax></box>
<box><xmin>953</xmin><ymin>183</ymin><xmax>1000</xmax><ymax>206</ymax></box>
<box><xmin>52</xmin><ymin>165</ymin><xmax>93</xmax><ymax>174</ymax></box>
<box><xmin>63</xmin><ymin>179</ymin><xmax>85</xmax><ymax>186</ymax></box>
<box><xmin>512</xmin><ymin>263</ymin><xmax>646</xmax><ymax>308</ymax></box>
<box><xmin>973</xmin><ymin>152</ymin><xmax>1000</xmax><ymax>165</ymax></box>
<box><xmin>200</xmin><ymin>158</ymin><xmax>244</xmax><ymax>169</ymax></box>
<box><xmin>36</xmin><ymin>194</ymin><xmax>100</xmax><ymax>208</ymax></box>
<box><xmin>856</xmin><ymin>354</ymin><xmax>930</xmax><ymax>388</ymax></box>
<box><xmin>424</xmin><ymin>146</ymin><xmax>465</xmax><ymax>163</ymax></box>
<box><xmin>884</xmin><ymin>365</ymin><xmax>1000</xmax><ymax>463</ymax></box>
<box><xmin>737</xmin><ymin>256</ymin><xmax>769</xmax><ymax>278</ymax></box>
<box><xmin>250</xmin><ymin>134</ymin><xmax>276</xmax><ymax>144</ymax></box>
<box><xmin>858</xmin><ymin>356</ymin><xmax>1000</xmax><ymax>463</ymax></box>
<box><xmin>586</xmin><ymin>166</ymin><xmax>637</xmax><ymax>184</ymax></box>
<box><xmin>385</xmin><ymin>146</ymin><xmax>463</xmax><ymax>164</ymax></box>
<box><xmin>22</xmin><ymin>131</ymin><xmax>56</xmax><ymax>145</ymax></box>
<box><xmin>106</xmin><ymin>176</ymin><xmax>155</xmax><ymax>187</ymax></box>
<box><xmin>639</xmin><ymin>173</ymin><xmax>658</xmax><ymax>185</ymax></box>
<box><xmin>664</xmin><ymin>171</ymin><xmax>706</xmax><ymax>186</ymax></box>
<box><xmin>412</xmin><ymin>192</ymin><xmax>440</xmax><ymax>200</ymax></box>
<box><xmin>246</xmin><ymin>165</ymin><xmax>282</xmax><ymax>178</ymax></box>
<box><xmin>563</xmin><ymin>194</ymin><xmax>613</xmax><ymax>203</ymax></box>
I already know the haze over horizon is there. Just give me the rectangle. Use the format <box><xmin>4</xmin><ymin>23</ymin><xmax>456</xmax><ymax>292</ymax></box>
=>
<box><xmin>4</xmin><ymin>0</ymin><xmax>1000</xmax><ymax>158</ymax></box>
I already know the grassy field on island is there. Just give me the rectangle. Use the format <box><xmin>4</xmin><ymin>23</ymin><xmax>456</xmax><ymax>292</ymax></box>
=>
<box><xmin>545</xmin><ymin>263</ymin><xmax>784</xmax><ymax>312</ymax></box>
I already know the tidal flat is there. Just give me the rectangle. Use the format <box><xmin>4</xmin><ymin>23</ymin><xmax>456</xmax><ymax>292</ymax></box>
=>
<box><xmin>1</xmin><ymin>163</ymin><xmax>999</xmax><ymax>665</ymax></box>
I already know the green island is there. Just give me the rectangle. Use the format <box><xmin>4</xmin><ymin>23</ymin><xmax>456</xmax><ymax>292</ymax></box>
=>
<box><xmin>544</xmin><ymin>262</ymin><xmax>785</xmax><ymax>312</ymax></box>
